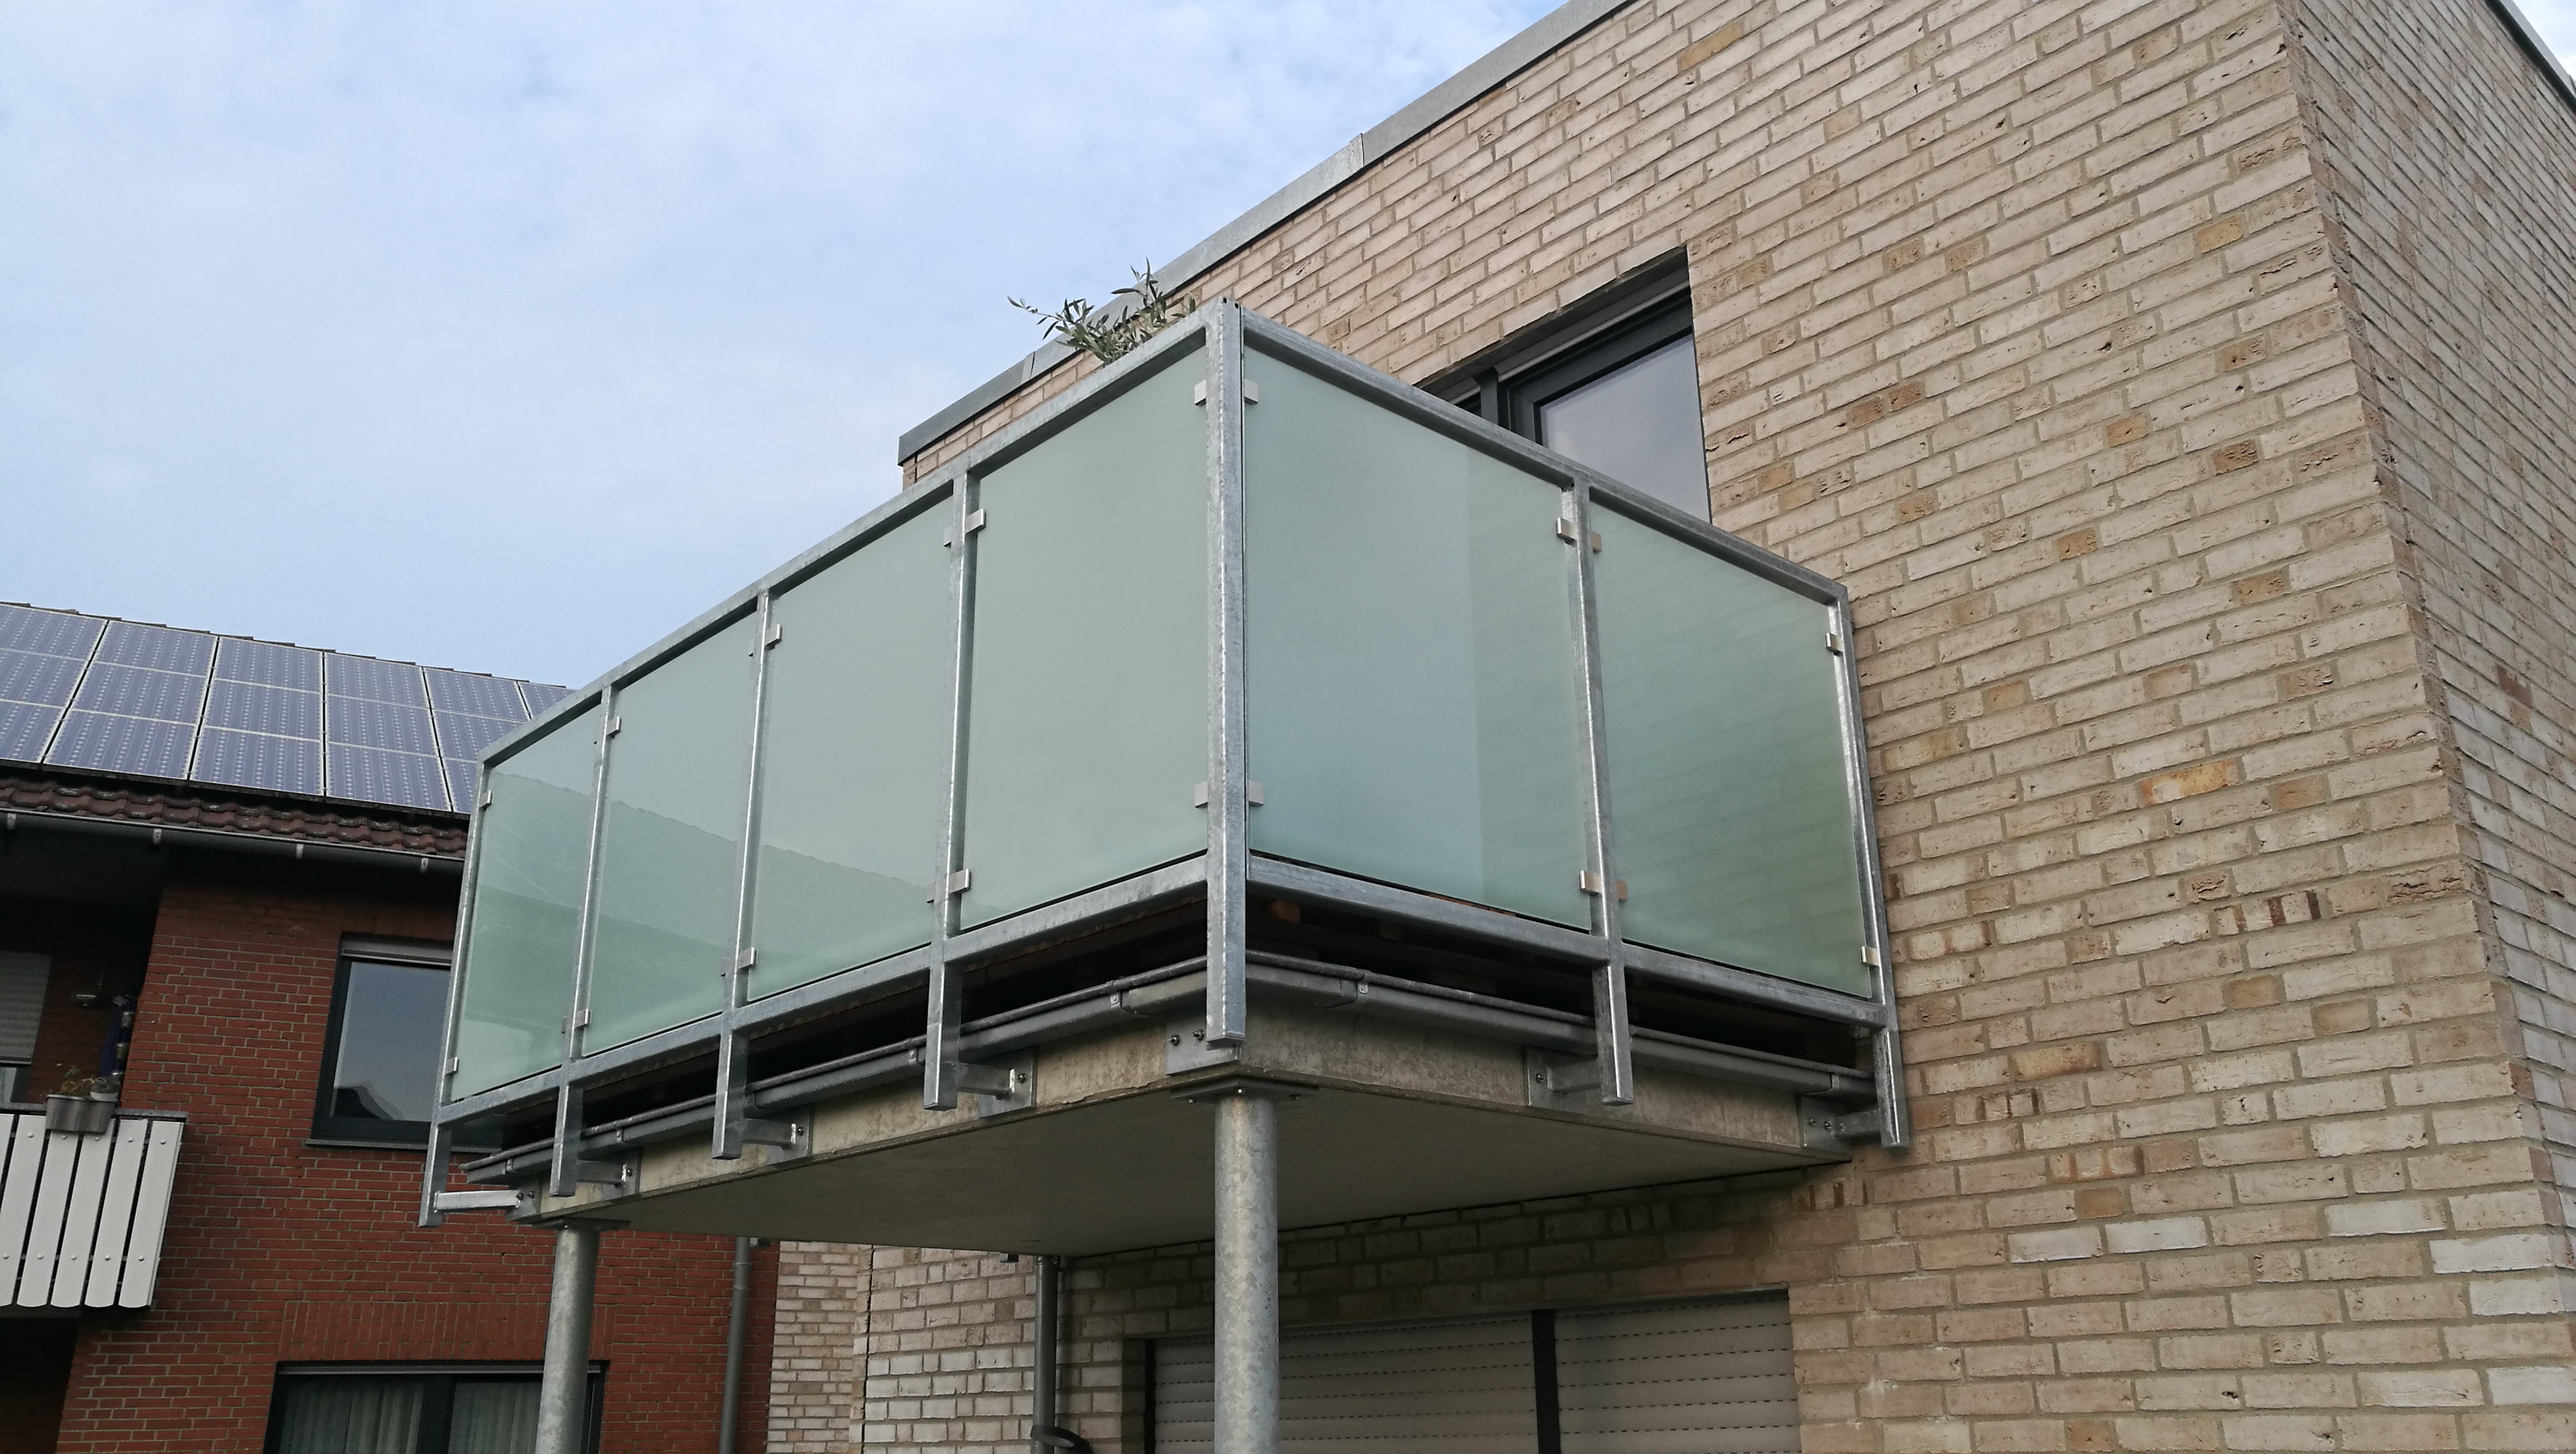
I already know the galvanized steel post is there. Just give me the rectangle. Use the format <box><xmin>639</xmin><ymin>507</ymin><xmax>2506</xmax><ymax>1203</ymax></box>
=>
<box><xmin>536</xmin><ymin>1222</ymin><xmax>600</xmax><ymax>1454</ymax></box>
<box><xmin>1211</xmin><ymin>1085</ymin><xmax>1278</xmax><ymax>1454</ymax></box>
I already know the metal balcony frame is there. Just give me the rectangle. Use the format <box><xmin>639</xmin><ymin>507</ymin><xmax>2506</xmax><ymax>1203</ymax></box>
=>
<box><xmin>419</xmin><ymin>301</ymin><xmax>1907</xmax><ymax>1227</ymax></box>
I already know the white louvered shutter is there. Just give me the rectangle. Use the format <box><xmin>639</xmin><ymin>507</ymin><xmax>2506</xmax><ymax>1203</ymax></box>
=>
<box><xmin>1555</xmin><ymin>1294</ymin><xmax>1798</xmax><ymax>1454</ymax></box>
<box><xmin>0</xmin><ymin>953</ymin><xmax>49</xmax><ymax>1066</ymax></box>
<box><xmin>1155</xmin><ymin>1313</ymin><xmax>1537</xmax><ymax>1454</ymax></box>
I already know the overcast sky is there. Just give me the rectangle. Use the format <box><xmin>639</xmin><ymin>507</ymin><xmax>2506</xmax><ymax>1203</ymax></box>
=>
<box><xmin>4</xmin><ymin>2</ymin><xmax>2571</xmax><ymax>689</ymax></box>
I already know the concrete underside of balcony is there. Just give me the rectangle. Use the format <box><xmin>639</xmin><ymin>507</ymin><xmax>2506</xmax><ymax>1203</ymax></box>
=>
<box><xmin>518</xmin><ymin>996</ymin><xmax>1841</xmax><ymax>1257</ymax></box>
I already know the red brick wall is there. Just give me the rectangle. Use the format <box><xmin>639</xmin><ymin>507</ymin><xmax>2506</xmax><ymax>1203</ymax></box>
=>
<box><xmin>47</xmin><ymin>850</ymin><xmax>774</xmax><ymax>1453</ymax></box>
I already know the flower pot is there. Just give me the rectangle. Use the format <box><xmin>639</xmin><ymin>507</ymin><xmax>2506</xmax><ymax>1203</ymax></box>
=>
<box><xmin>43</xmin><ymin>1094</ymin><xmax>113</xmax><ymax>1135</ymax></box>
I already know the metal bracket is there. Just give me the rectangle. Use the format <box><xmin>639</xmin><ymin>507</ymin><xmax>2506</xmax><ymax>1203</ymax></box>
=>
<box><xmin>1192</xmin><ymin>780</ymin><xmax>1264</xmax><ymax>807</ymax></box>
<box><xmin>567</xmin><ymin>1156</ymin><xmax>638</xmax><ymax>1197</ymax></box>
<box><xmin>430</xmin><ymin>1188</ymin><xmax>534</xmax><ymax>1216</ymax></box>
<box><xmin>1576</xmin><ymin>871</ymin><xmax>1628</xmax><ymax>900</ymax></box>
<box><xmin>1524</xmin><ymin>1047</ymin><xmax>1620</xmax><ymax>1111</ymax></box>
<box><xmin>765</xmin><ymin>621</ymin><xmax>784</xmax><ymax>648</ymax></box>
<box><xmin>1165</xmin><ymin>1018</ymin><xmax>1243</xmax><ymax>1074</ymax></box>
<box><xmin>1191</xmin><ymin>380</ymin><xmax>1260</xmax><ymax>406</ymax></box>
<box><xmin>954</xmin><ymin>1049</ymin><xmax>1036</xmax><ymax>1117</ymax></box>
<box><xmin>1798</xmin><ymin>1094</ymin><xmax>1861</xmax><ymax>1153</ymax></box>
<box><xmin>1827</xmin><ymin>628</ymin><xmax>1845</xmax><ymax>654</ymax></box>
<box><xmin>739</xmin><ymin>1112</ymin><xmax>811</xmax><ymax>1162</ymax></box>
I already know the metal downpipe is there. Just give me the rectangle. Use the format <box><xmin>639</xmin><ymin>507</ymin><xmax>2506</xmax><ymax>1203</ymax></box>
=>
<box><xmin>719</xmin><ymin>1236</ymin><xmax>756</xmax><ymax>1454</ymax></box>
<box><xmin>536</xmin><ymin>1224</ymin><xmax>601</xmax><ymax>1454</ymax></box>
<box><xmin>1212</xmin><ymin>1089</ymin><xmax>1278</xmax><ymax>1454</ymax></box>
<box><xmin>1030</xmin><ymin>1253</ymin><xmax>1065</xmax><ymax>1453</ymax></box>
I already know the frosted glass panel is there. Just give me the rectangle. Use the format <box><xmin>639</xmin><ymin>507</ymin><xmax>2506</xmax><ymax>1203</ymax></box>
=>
<box><xmin>1244</xmin><ymin>354</ymin><xmax>1592</xmax><ymax>928</ymax></box>
<box><xmin>452</xmin><ymin>707</ymin><xmax>599</xmax><ymax>1098</ymax></box>
<box><xmin>1593</xmin><ymin>510</ymin><xmax>1868</xmax><ymax>994</ymax></box>
<box><xmin>584</xmin><ymin>617</ymin><xmax>759</xmax><ymax>1049</ymax></box>
<box><xmin>960</xmin><ymin>355</ymin><xmax>1207</xmax><ymax>926</ymax></box>
<box><xmin>747</xmin><ymin>505</ymin><xmax>950</xmax><ymax>994</ymax></box>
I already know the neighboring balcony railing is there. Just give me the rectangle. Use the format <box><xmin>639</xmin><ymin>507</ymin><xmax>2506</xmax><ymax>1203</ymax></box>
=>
<box><xmin>421</xmin><ymin>303</ymin><xmax>1904</xmax><ymax>1218</ymax></box>
<box><xmin>1</xmin><ymin>1104</ymin><xmax>186</xmax><ymax>1308</ymax></box>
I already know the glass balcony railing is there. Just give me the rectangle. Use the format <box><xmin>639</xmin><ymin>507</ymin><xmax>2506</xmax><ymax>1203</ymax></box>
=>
<box><xmin>426</xmin><ymin>303</ymin><xmax>1901</xmax><ymax>1185</ymax></box>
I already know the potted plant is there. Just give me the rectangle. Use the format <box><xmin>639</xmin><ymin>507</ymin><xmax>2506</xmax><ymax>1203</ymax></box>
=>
<box><xmin>45</xmin><ymin>1072</ymin><xmax>114</xmax><ymax>1135</ymax></box>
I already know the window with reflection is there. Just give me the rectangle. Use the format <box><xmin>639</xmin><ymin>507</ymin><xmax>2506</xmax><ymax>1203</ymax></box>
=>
<box><xmin>266</xmin><ymin>1365</ymin><xmax>598</xmax><ymax>1454</ymax></box>
<box><xmin>311</xmin><ymin>939</ymin><xmax>495</xmax><ymax>1148</ymax></box>
<box><xmin>1441</xmin><ymin>276</ymin><xmax>1711</xmax><ymax>520</ymax></box>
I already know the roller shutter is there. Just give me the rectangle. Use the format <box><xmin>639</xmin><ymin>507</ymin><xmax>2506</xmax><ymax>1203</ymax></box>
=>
<box><xmin>0</xmin><ymin>952</ymin><xmax>48</xmax><ymax>1065</ymax></box>
<box><xmin>1557</xmin><ymin>1295</ymin><xmax>1798</xmax><ymax>1454</ymax></box>
<box><xmin>1154</xmin><ymin>1313</ymin><xmax>1537</xmax><ymax>1454</ymax></box>
<box><xmin>1152</xmin><ymin>1293</ymin><xmax>1795</xmax><ymax>1453</ymax></box>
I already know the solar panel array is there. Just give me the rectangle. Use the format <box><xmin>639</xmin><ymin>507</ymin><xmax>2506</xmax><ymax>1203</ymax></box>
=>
<box><xmin>0</xmin><ymin>603</ymin><xmax>570</xmax><ymax>815</ymax></box>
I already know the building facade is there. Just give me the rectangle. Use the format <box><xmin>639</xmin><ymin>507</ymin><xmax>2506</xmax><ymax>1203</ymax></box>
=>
<box><xmin>0</xmin><ymin>608</ymin><xmax>773</xmax><ymax>1453</ymax></box>
<box><xmin>776</xmin><ymin>0</ymin><xmax>2576</xmax><ymax>1449</ymax></box>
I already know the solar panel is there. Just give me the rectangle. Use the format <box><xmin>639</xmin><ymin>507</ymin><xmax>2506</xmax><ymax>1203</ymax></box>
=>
<box><xmin>193</xmin><ymin>729</ymin><xmax>323</xmax><ymax>797</ymax></box>
<box><xmin>432</xmin><ymin>711</ymin><xmax>517</xmax><ymax>759</ymax></box>
<box><xmin>444</xmin><ymin>759</ymin><xmax>480</xmax><ymax>817</ymax></box>
<box><xmin>0</xmin><ymin>702</ymin><xmax>60</xmax><ymax>761</ymax></box>
<box><xmin>0</xmin><ymin>650</ymin><xmax>84</xmax><ymax>708</ymax></box>
<box><xmin>71</xmin><ymin>663</ymin><xmax>208</xmax><ymax>724</ymax></box>
<box><xmin>425</xmin><ymin>669</ymin><xmax>526</xmax><ymax>721</ymax></box>
<box><xmin>327</xmin><ymin>696</ymin><xmax>438</xmax><ymax>755</ymax></box>
<box><xmin>517</xmin><ymin>683</ymin><xmax>571</xmax><ymax>715</ymax></box>
<box><xmin>214</xmin><ymin>637</ymin><xmax>321</xmax><ymax>691</ymax></box>
<box><xmin>0</xmin><ymin>605</ymin><xmax>106</xmax><ymax>659</ymax></box>
<box><xmin>323</xmin><ymin>654</ymin><xmax>426</xmax><ymax>707</ymax></box>
<box><xmin>206</xmin><ymin>679</ymin><xmax>322</xmax><ymax>739</ymax></box>
<box><xmin>47</xmin><ymin>712</ymin><xmax>195</xmax><ymax>779</ymax></box>
<box><xmin>96</xmin><ymin>621</ymin><xmax>216</xmax><ymax>676</ymax></box>
<box><xmin>328</xmin><ymin>745</ymin><xmax>451</xmax><ymax>811</ymax></box>
<box><xmin>1</xmin><ymin>603</ymin><xmax>562</xmax><ymax>815</ymax></box>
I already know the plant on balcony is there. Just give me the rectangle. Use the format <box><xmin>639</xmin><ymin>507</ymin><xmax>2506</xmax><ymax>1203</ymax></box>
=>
<box><xmin>1009</xmin><ymin>262</ymin><xmax>1198</xmax><ymax>364</ymax></box>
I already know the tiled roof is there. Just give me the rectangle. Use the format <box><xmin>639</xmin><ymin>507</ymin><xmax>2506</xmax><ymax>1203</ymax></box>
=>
<box><xmin>0</xmin><ymin>765</ymin><xmax>469</xmax><ymax>859</ymax></box>
<box><xmin>0</xmin><ymin>602</ymin><xmax>565</xmax><ymax>820</ymax></box>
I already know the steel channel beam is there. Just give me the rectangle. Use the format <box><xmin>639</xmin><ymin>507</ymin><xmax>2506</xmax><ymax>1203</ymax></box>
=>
<box><xmin>1618</xmin><ymin>940</ymin><xmax>1884</xmax><ymax>1027</ymax></box>
<box><xmin>924</xmin><ymin>471</ymin><xmax>981</xmax><ymax>1111</ymax></box>
<box><xmin>1565</xmin><ymin>471</ymin><xmax>1633</xmax><ymax>1106</ymax></box>
<box><xmin>1832</xmin><ymin>591</ymin><xmax>1911</xmax><ymax>1148</ymax></box>
<box><xmin>1205</xmin><ymin>302</ymin><xmax>1252</xmax><ymax>1045</ymax></box>
<box><xmin>713</xmin><ymin>590</ymin><xmax>780</xmax><ymax>1160</ymax></box>
<box><xmin>549</xmin><ymin>694</ymin><xmax>620</xmax><ymax>1201</ymax></box>
<box><xmin>1243</xmin><ymin>856</ymin><xmax>1609</xmax><ymax>963</ymax></box>
<box><xmin>469</xmin><ymin>954</ymin><xmax>1867</xmax><ymax>1185</ymax></box>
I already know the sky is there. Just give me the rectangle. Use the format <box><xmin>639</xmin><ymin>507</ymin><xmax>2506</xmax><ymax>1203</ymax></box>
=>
<box><xmin>3</xmin><ymin>2</ymin><xmax>2571</xmax><ymax>689</ymax></box>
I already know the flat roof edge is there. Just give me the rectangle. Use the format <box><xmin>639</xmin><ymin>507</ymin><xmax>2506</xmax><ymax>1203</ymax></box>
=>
<box><xmin>896</xmin><ymin>0</ymin><xmax>1633</xmax><ymax>465</ymax></box>
<box><xmin>2483</xmin><ymin>0</ymin><xmax>2576</xmax><ymax>116</ymax></box>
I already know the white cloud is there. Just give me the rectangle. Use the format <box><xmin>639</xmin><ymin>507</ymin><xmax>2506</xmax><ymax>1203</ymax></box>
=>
<box><xmin>0</xmin><ymin>1</ymin><xmax>1557</xmax><ymax>683</ymax></box>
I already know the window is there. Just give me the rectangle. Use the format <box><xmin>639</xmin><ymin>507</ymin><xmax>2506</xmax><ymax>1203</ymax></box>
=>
<box><xmin>312</xmin><ymin>937</ymin><xmax>492</xmax><ymax>1148</ymax></box>
<box><xmin>266</xmin><ymin>1365</ymin><xmax>599</xmax><ymax>1454</ymax></box>
<box><xmin>1437</xmin><ymin>264</ymin><xmax>1713</xmax><ymax>520</ymax></box>
<box><xmin>0</xmin><ymin>950</ymin><xmax>48</xmax><ymax>1103</ymax></box>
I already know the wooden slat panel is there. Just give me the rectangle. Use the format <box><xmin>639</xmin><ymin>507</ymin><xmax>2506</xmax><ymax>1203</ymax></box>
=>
<box><xmin>118</xmin><ymin>1119</ymin><xmax>186</xmax><ymax>1307</ymax></box>
<box><xmin>0</xmin><ymin>1116</ymin><xmax>42</xmax><ymax>1302</ymax></box>
<box><xmin>48</xmin><ymin>1126</ymin><xmax>116</xmax><ymax>1306</ymax></box>
<box><xmin>82</xmin><ymin>1118</ymin><xmax>151</xmax><ymax>1307</ymax></box>
<box><xmin>16</xmin><ymin>1129</ymin><xmax>80</xmax><ymax>1307</ymax></box>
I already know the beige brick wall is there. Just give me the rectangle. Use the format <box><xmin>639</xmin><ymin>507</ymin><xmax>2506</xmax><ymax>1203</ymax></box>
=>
<box><xmin>782</xmin><ymin>0</ymin><xmax>2576</xmax><ymax>1449</ymax></box>
<box><xmin>2285</xmin><ymin>0</ymin><xmax>2576</xmax><ymax>1245</ymax></box>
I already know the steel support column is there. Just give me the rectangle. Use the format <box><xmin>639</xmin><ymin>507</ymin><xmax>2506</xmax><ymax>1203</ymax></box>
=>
<box><xmin>536</xmin><ymin>1223</ymin><xmax>601</xmax><ymax>1454</ymax></box>
<box><xmin>1031</xmin><ymin>1253</ymin><xmax>1061</xmax><ymax>1453</ymax></box>
<box><xmin>1210</xmin><ymin>1085</ymin><xmax>1281</xmax><ymax>1454</ymax></box>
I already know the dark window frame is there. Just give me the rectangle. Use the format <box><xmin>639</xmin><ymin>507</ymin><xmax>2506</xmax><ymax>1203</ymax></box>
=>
<box><xmin>262</xmin><ymin>1362</ymin><xmax>602</xmax><ymax>1454</ymax></box>
<box><xmin>1424</xmin><ymin>256</ymin><xmax>1709</xmax><ymax>517</ymax></box>
<box><xmin>309</xmin><ymin>937</ymin><xmax>489</xmax><ymax>1150</ymax></box>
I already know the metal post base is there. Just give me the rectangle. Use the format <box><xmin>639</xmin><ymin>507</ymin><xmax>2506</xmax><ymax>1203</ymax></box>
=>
<box><xmin>536</xmin><ymin>1223</ymin><xmax>601</xmax><ymax>1454</ymax></box>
